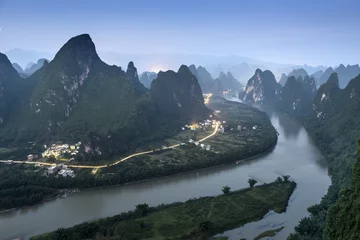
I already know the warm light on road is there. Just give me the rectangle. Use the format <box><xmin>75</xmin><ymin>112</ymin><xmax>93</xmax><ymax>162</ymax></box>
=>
<box><xmin>0</xmin><ymin>95</ymin><xmax>216</xmax><ymax>170</ymax></box>
<box><xmin>0</xmin><ymin>121</ymin><xmax>219</xmax><ymax>170</ymax></box>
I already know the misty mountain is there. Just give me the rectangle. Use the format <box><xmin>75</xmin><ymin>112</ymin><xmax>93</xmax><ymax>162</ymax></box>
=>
<box><xmin>139</xmin><ymin>71</ymin><xmax>157</xmax><ymax>88</ymax></box>
<box><xmin>11</xmin><ymin>63</ymin><xmax>24</xmax><ymax>74</ymax></box>
<box><xmin>278</xmin><ymin>68</ymin><xmax>309</xmax><ymax>86</ymax></box>
<box><xmin>213</xmin><ymin>71</ymin><xmax>243</xmax><ymax>95</ymax></box>
<box><xmin>5</xmin><ymin>49</ymin><xmax>54</xmax><ymax>69</ymax></box>
<box><xmin>188</xmin><ymin>64</ymin><xmax>214</xmax><ymax>93</ymax></box>
<box><xmin>310</xmin><ymin>70</ymin><xmax>324</xmax><ymax>86</ymax></box>
<box><xmin>242</xmin><ymin>69</ymin><xmax>281</xmax><ymax>104</ymax></box>
<box><xmin>334</xmin><ymin>64</ymin><xmax>360</xmax><ymax>88</ymax></box>
<box><xmin>25</xmin><ymin>58</ymin><xmax>49</xmax><ymax>75</ymax></box>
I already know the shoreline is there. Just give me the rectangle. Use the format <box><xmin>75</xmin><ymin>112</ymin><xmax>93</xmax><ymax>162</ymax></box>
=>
<box><xmin>0</xmin><ymin>140</ymin><xmax>277</xmax><ymax>215</ymax></box>
<box><xmin>80</xmin><ymin>140</ymin><xmax>277</xmax><ymax>191</ymax></box>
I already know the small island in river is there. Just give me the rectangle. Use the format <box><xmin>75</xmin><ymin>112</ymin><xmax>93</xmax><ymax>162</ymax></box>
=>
<box><xmin>32</xmin><ymin>177</ymin><xmax>296</xmax><ymax>240</ymax></box>
<box><xmin>0</xmin><ymin>96</ymin><xmax>278</xmax><ymax>212</ymax></box>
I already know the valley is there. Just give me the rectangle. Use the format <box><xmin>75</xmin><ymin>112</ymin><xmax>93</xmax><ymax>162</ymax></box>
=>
<box><xmin>0</xmin><ymin>102</ymin><xmax>330</xmax><ymax>240</ymax></box>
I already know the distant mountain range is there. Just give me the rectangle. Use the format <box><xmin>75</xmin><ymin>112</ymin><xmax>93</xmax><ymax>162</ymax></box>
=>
<box><xmin>5</xmin><ymin>49</ymin><xmax>334</xmax><ymax>84</ymax></box>
<box><xmin>188</xmin><ymin>65</ymin><xmax>243</xmax><ymax>95</ymax></box>
<box><xmin>280</xmin><ymin>64</ymin><xmax>360</xmax><ymax>89</ymax></box>
<box><xmin>0</xmin><ymin>34</ymin><xmax>210</xmax><ymax>158</ymax></box>
<box><xmin>139</xmin><ymin>71</ymin><xmax>157</xmax><ymax>88</ymax></box>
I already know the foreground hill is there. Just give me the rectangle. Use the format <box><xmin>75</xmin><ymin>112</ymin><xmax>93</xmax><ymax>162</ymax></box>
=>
<box><xmin>0</xmin><ymin>54</ymin><xmax>26</xmax><ymax>125</ymax></box>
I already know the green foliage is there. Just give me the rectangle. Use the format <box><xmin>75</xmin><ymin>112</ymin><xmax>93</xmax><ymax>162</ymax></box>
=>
<box><xmin>283</xmin><ymin>175</ymin><xmax>290</xmax><ymax>182</ymax></box>
<box><xmin>287</xmin><ymin>74</ymin><xmax>360</xmax><ymax>240</ymax></box>
<box><xmin>32</xmin><ymin>181</ymin><xmax>296</xmax><ymax>240</ymax></box>
<box><xmin>136</xmin><ymin>203</ymin><xmax>150</xmax><ymax>217</ymax></box>
<box><xmin>248</xmin><ymin>178</ymin><xmax>257</xmax><ymax>188</ymax></box>
<box><xmin>221</xmin><ymin>185</ymin><xmax>231</xmax><ymax>194</ymax></box>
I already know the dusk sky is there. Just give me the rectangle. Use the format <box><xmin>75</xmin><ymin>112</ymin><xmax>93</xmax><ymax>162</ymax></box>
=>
<box><xmin>0</xmin><ymin>0</ymin><xmax>359</xmax><ymax>66</ymax></box>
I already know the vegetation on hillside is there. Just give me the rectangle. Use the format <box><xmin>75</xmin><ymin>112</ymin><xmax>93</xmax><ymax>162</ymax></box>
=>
<box><xmin>0</xmin><ymin>97</ymin><xmax>277</xmax><ymax>211</ymax></box>
<box><xmin>287</xmin><ymin>74</ymin><xmax>360</xmax><ymax>239</ymax></box>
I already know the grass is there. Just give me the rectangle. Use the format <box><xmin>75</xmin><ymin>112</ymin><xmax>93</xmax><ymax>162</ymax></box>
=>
<box><xmin>32</xmin><ymin>180</ymin><xmax>296</xmax><ymax>240</ymax></box>
<box><xmin>254</xmin><ymin>226</ymin><xmax>284</xmax><ymax>240</ymax></box>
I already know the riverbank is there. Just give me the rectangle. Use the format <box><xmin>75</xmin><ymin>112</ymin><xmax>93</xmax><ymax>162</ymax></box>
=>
<box><xmin>31</xmin><ymin>179</ymin><xmax>296</xmax><ymax>240</ymax></box>
<box><xmin>0</xmin><ymin>97</ymin><xmax>278</xmax><ymax>213</ymax></box>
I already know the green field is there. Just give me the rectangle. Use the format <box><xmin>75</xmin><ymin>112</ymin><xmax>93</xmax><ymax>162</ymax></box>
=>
<box><xmin>32</xmin><ymin>179</ymin><xmax>296</xmax><ymax>240</ymax></box>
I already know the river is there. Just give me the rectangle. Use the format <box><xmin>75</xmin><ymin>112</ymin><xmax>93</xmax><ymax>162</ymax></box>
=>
<box><xmin>0</xmin><ymin>103</ymin><xmax>331</xmax><ymax>240</ymax></box>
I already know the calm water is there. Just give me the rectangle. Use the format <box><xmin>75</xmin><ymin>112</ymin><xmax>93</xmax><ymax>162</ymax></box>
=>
<box><xmin>0</xmin><ymin>102</ymin><xmax>331</xmax><ymax>240</ymax></box>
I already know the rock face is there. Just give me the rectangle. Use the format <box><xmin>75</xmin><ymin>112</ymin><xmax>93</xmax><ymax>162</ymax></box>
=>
<box><xmin>188</xmin><ymin>64</ymin><xmax>214</xmax><ymax>93</ymax></box>
<box><xmin>277</xmin><ymin>75</ymin><xmax>317</xmax><ymax>116</ymax></box>
<box><xmin>150</xmin><ymin>65</ymin><xmax>210</xmax><ymax>123</ymax></box>
<box><xmin>243</xmin><ymin>69</ymin><xmax>281</xmax><ymax>104</ymax></box>
<box><xmin>213</xmin><ymin>71</ymin><xmax>242</xmax><ymax>94</ymax></box>
<box><xmin>0</xmin><ymin>54</ymin><xmax>24</xmax><ymax>125</ymax></box>
<box><xmin>139</xmin><ymin>71</ymin><xmax>157</xmax><ymax>88</ymax></box>
<box><xmin>12</xmin><ymin>63</ymin><xmax>24</xmax><ymax>74</ymax></box>
<box><xmin>311</xmin><ymin>73</ymin><xmax>344</xmax><ymax>121</ymax></box>
<box><xmin>25</xmin><ymin>58</ymin><xmax>48</xmax><ymax>75</ymax></box>
<box><xmin>126</xmin><ymin>61</ymin><xmax>147</xmax><ymax>92</ymax></box>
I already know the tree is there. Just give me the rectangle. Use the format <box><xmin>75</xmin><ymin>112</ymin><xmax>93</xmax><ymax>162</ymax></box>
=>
<box><xmin>283</xmin><ymin>175</ymin><xmax>290</xmax><ymax>182</ymax></box>
<box><xmin>248</xmin><ymin>178</ymin><xmax>257</xmax><ymax>188</ymax></box>
<box><xmin>136</xmin><ymin>203</ymin><xmax>150</xmax><ymax>216</ymax></box>
<box><xmin>276</xmin><ymin>176</ymin><xmax>283</xmax><ymax>183</ymax></box>
<box><xmin>221</xmin><ymin>185</ymin><xmax>231</xmax><ymax>194</ymax></box>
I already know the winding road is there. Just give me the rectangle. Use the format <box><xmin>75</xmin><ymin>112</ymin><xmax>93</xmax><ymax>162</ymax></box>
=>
<box><xmin>0</xmin><ymin>94</ymin><xmax>218</xmax><ymax>170</ymax></box>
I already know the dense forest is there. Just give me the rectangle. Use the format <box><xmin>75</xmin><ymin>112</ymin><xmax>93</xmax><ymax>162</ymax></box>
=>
<box><xmin>287</xmin><ymin>75</ymin><xmax>360</xmax><ymax>239</ymax></box>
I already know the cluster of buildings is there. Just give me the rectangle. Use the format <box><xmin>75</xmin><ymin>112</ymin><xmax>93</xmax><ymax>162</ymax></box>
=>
<box><xmin>182</xmin><ymin>119</ymin><xmax>222</xmax><ymax>132</ymax></box>
<box><xmin>188</xmin><ymin>139</ymin><xmax>211</xmax><ymax>151</ymax></box>
<box><xmin>48</xmin><ymin>163</ymin><xmax>75</xmax><ymax>177</ymax></box>
<box><xmin>42</xmin><ymin>142</ymin><xmax>81</xmax><ymax>159</ymax></box>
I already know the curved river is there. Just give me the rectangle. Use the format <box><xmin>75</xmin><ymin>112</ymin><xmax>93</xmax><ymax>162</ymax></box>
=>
<box><xmin>0</xmin><ymin>103</ymin><xmax>331</xmax><ymax>240</ymax></box>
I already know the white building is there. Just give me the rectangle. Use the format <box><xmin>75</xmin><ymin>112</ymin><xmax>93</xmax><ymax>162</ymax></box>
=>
<box><xmin>194</xmin><ymin>141</ymin><xmax>200</xmax><ymax>146</ymax></box>
<box><xmin>189</xmin><ymin>139</ymin><xmax>194</xmax><ymax>143</ymax></box>
<box><xmin>27</xmin><ymin>154</ymin><xmax>34</xmax><ymax>161</ymax></box>
<box><xmin>237</xmin><ymin>125</ymin><xmax>242</xmax><ymax>131</ymax></box>
<box><xmin>253</xmin><ymin>125</ymin><xmax>258</xmax><ymax>130</ymax></box>
<box><xmin>219</xmin><ymin>128</ymin><xmax>225</xmax><ymax>133</ymax></box>
<box><xmin>200</xmin><ymin>143</ymin><xmax>205</xmax><ymax>148</ymax></box>
<box><xmin>48</xmin><ymin>166</ymin><xmax>59</xmax><ymax>174</ymax></box>
<box><xmin>205</xmin><ymin>145</ymin><xmax>211</xmax><ymax>151</ymax></box>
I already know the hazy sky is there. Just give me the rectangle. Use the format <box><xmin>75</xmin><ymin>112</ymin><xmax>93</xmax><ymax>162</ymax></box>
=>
<box><xmin>0</xmin><ymin>0</ymin><xmax>359</xmax><ymax>66</ymax></box>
